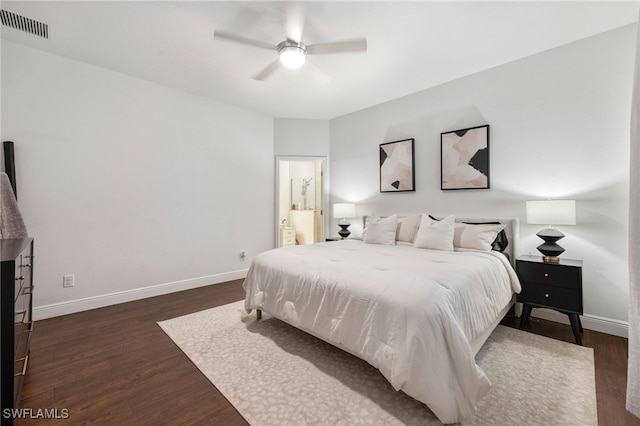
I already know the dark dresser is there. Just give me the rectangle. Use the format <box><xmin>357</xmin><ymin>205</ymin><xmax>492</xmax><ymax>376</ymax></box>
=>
<box><xmin>516</xmin><ymin>254</ymin><xmax>583</xmax><ymax>345</ymax></box>
<box><xmin>1</xmin><ymin>238</ymin><xmax>34</xmax><ymax>423</ymax></box>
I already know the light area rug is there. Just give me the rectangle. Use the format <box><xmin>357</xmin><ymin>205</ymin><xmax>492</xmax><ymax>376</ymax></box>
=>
<box><xmin>158</xmin><ymin>301</ymin><xmax>597</xmax><ymax>425</ymax></box>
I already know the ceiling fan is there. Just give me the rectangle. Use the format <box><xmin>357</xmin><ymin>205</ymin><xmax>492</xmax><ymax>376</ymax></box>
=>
<box><xmin>213</xmin><ymin>8</ymin><xmax>367</xmax><ymax>81</ymax></box>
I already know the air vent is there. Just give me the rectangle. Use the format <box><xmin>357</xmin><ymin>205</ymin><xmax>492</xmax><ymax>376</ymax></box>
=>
<box><xmin>1</xmin><ymin>9</ymin><xmax>48</xmax><ymax>39</ymax></box>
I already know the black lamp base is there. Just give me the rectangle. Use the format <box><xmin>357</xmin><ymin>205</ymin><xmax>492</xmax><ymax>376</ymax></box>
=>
<box><xmin>536</xmin><ymin>227</ymin><xmax>565</xmax><ymax>263</ymax></box>
<box><xmin>338</xmin><ymin>223</ymin><xmax>351</xmax><ymax>239</ymax></box>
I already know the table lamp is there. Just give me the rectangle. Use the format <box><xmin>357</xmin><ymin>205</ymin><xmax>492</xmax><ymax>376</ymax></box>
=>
<box><xmin>333</xmin><ymin>203</ymin><xmax>356</xmax><ymax>239</ymax></box>
<box><xmin>526</xmin><ymin>200</ymin><xmax>576</xmax><ymax>263</ymax></box>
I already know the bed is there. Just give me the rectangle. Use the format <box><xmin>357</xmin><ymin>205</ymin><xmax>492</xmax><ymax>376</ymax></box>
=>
<box><xmin>243</xmin><ymin>214</ymin><xmax>521</xmax><ymax>424</ymax></box>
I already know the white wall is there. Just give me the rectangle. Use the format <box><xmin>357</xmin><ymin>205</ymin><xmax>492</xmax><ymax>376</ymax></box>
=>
<box><xmin>330</xmin><ymin>24</ymin><xmax>636</xmax><ymax>335</ymax></box>
<box><xmin>274</xmin><ymin>119</ymin><xmax>330</xmax><ymax>157</ymax></box>
<box><xmin>2</xmin><ymin>41</ymin><xmax>275</xmax><ymax>319</ymax></box>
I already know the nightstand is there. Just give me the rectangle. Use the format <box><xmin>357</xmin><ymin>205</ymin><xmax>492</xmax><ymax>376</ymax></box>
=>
<box><xmin>516</xmin><ymin>255</ymin><xmax>583</xmax><ymax>345</ymax></box>
<box><xmin>279</xmin><ymin>227</ymin><xmax>296</xmax><ymax>247</ymax></box>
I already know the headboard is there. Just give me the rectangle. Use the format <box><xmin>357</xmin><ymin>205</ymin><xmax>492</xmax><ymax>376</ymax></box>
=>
<box><xmin>361</xmin><ymin>215</ymin><xmax>520</xmax><ymax>266</ymax></box>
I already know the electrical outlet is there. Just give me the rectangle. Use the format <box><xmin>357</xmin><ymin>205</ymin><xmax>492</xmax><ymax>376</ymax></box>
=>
<box><xmin>63</xmin><ymin>274</ymin><xmax>75</xmax><ymax>288</ymax></box>
<box><xmin>239</xmin><ymin>251</ymin><xmax>246</xmax><ymax>261</ymax></box>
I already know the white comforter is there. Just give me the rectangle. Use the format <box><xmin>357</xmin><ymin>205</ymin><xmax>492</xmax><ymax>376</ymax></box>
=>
<box><xmin>243</xmin><ymin>240</ymin><xmax>521</xmax><ymax>424</ymax></box>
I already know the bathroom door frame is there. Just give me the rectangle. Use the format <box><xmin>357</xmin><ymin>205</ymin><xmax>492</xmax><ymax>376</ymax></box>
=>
<box><xmin>275</xmin><ymin>155</ymin><xmax>328</xmax><ymax>248</ymax></box>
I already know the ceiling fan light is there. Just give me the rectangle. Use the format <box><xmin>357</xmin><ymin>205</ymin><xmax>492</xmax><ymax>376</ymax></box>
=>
<box><xmin>279</xmin><ymin>46</ymin><xmax>306</xmax><ymax>69</ymax></box>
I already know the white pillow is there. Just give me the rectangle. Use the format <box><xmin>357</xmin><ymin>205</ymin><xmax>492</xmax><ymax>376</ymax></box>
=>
<box><xmin>413</xmin><ymin>214</ymin><xmax>455</xmax><ymax>251</ymax></box>
<box><xmin>396</xmin><ymin>215</ymin><xmax>421</xmax><ymax>243</ymax></box>
<box><xmin>363</xmin><ymin>214</ymin><xmax>398</xmax><ymax>245</ymax></box>
<box><xmin>453</xmin><ymin>223</ymin><xmax>506</xmax><ymax>251</ymax></box>
<box><xmin>360</xmin><ymin>213</ymin><xmax>377</xmax><ymax>240</ymax></box>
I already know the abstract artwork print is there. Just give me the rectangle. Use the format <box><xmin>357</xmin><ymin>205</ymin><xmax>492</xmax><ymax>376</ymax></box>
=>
<box><xmin>441</xmin><ymin>125</ymin><xmax>490</xmax><ymax>190</ymax></box>
<box><xmin>380</xmin><ymin>138</ymin><xmax>415</xmax><ymax>192</ymax></box>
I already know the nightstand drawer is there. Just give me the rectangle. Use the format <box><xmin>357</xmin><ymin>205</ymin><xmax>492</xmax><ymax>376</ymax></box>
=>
<box><xmin>281</xmin><ymin>229</ymin><xmax>295</xmax><ymax>238</ymax></box>
<box><xmin>282</xmin><ymin>236</ymin><xmax>296</xmax><ymax>246</ymax></box>
<box><xmin>517</xmin><ymin>262</ymin><xmax>581</xmax><ymax>290</ymax></box>
<box><xmin>518</xmin><ymin>282</ymin><xmax>582</xmax><ymax>314</ymax></box>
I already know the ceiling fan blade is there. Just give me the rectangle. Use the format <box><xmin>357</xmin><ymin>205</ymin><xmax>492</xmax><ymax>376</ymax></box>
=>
<box><xmin>307</xmin><ymin>38</ymin><xmax>367</xmax><ymax>55</ymax></box>
<box><xmin>285</xmin><ymin>2</ymin><xmax>306</xmax><ymax>43</ymax></box>
<box><xmin>252</xmin><ymin>59</ymin><xmax>282</xmax><ymax>81</ymax></box>
<box><xmin>214</xmin><ymin>30</ymin><xmax>276</xmax><ymax>51</ymax></box>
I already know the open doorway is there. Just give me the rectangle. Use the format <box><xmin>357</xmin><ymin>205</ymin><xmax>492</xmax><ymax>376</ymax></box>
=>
<box><xmin>276</xmin><ymin>156</ymin><xmax>327</xmax><ymax>247</ymax></box>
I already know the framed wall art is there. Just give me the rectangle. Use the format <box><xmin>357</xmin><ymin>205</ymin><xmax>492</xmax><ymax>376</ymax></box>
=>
<box><xmin>441</xmin><ymin>124</ymin><xmax>490</xmax><ymax>190</ymax></box>
<box><xmin>380</xmin><ymin>138</ymin><xmax>415</xmax><ymax>192</ymax></box>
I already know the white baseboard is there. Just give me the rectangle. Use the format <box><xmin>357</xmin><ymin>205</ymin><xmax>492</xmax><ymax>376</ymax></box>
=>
<box><xmin>530</xmin><ymin>307</ymin><xmax>629</xmax><ymax>338</ymax></box>
<box><xmin>33</xmin><ymin>269</ymin><xmax>249</xmax><ymax>321</ymax></box>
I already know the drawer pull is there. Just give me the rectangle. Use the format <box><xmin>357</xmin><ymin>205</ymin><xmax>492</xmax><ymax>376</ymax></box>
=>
<box><xmin>545</xmin><ymin>293</ymin><xmax>550</xmax><ymax>298</ymax></box>
<box><xmin>20</xmin><ymin>263</ymin><xmax>32</xmax><ymax>268</ymax></box>
<box><xmin>15</xmin><ymin>275</ymin><xmax>26</xmax><ymax>281</ymax></box>
<box><xmin>15</xmin><ymin>355</ymin><xmax>29</xmax><ymax>377</ymax></box>
<box><xmin>544</xmin><ymin>273</ymin><xmax>549</xmax><ymax>278</ymax></box>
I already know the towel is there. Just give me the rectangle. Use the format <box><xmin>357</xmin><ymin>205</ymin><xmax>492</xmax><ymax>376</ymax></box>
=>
<box><xmin>0</xmin><ymin>172</ymin><xmax>28</xmax><ymax>239</ymax></box>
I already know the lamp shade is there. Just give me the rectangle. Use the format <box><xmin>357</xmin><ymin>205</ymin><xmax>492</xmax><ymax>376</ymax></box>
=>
<box><xmin>526</xmin><ymin>200</ymin><xmax>576</xmax><ymax>226</ymax></box>
<box><xmin>333</xmin><ymin>203</ymin><xmax>356</xmax><ymax>219</ymax></box>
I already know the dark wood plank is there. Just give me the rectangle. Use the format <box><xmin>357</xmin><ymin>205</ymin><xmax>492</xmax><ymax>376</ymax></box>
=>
<box><xmin>16</xmin><ymin>281</ymin><xmax>636</xmax><ymax>425</ymax></box>
<box><xmin>18</xmin><ymin>280</ymin><xmax>249</xmax><ymax>425</ymax></box>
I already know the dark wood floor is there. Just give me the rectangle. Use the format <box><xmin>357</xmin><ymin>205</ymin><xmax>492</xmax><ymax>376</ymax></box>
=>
<box><xmin>17</xmin><ymin>280</ymin><xmax>638</xmax><ymax>425</ymax></box>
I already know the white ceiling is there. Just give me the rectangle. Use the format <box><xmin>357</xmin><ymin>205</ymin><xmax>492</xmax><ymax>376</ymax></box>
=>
<box><xmin>2</xmin><ymin>1</ymin><xmax>638</xmax><ymax>119</ymax></box>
